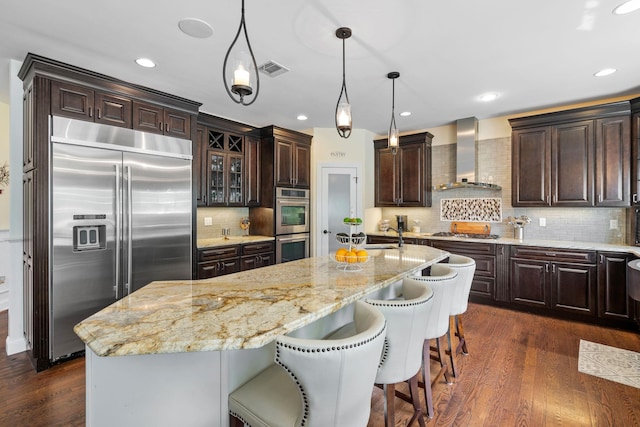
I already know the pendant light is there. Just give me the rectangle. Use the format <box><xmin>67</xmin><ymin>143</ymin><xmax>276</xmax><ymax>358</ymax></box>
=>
<box><xmin>387</xmin><ymin>72</ymin><xmax>400</xmax><ymax>154</ymax></box>
<box><xmin>335</xmin><ymin>27</ymin><xmax>352</xmax><ymax>138</ymax></box>
<box><xmin>223</xmin><ymin>0</ymin><xmax>260</xmax><ymax>106</ymax></box>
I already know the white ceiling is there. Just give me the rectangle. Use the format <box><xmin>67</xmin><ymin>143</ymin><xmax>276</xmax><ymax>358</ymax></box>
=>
<box><xmin>1</xmin><ymin>0</ymin><xmax>639</xmax><ymax>137</ymax></box>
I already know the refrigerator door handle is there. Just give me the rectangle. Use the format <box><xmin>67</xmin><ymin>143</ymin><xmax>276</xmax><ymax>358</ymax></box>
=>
<box><xmin>125</xmin><ymin>165</ymin><xmax>133</xmax><ymax>296</ymax></box>
<box><xmin>115</xmin><ymin>164</ymin><xmax>121</xmax><ymax>299</ymax></box>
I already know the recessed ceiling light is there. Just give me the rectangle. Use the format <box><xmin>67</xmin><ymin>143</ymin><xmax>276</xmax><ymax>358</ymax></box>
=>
<box><xmin>594</xmin><ymin>68</ymin><xmax>617</xmax><ymax>77</ymax></box>
<box><xmin>135</xmin><ymin>58</ymin><xmax>156</xmax><ymax>68</ymax></box>
<box><xmin>478</xmin><ymin>93</ymin><xmax>499</xmax><ymax>102</ymax></box>
<box><xmin>297</xmin><ymin>114</ymin><xmax>308</xmax><ymax>121</ymax></box>
<box><xmin>178</xmin><ymin>18</ymin><xmax>214</xmax><ymax>38</ymax></box>
<box><xmin>400</xmin><ymin>111</ymin><xmax>411</xmax><ymax>117</ymax></box>
<box><xmin>613</xmin><ymin>0</ymin><xmax>640</xmax><ymax>14</ymax></box>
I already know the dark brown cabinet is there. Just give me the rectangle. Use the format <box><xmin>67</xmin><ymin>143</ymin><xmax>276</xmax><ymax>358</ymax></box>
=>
<box><xmin>598</xmin><ymin>251</ymin><xmax>634</xmax><ymax>322</ymax></box>
<box><xmin>51</xmin><ymin>80</ymin><xmax>132</xmax><ymax>128</ymax></box>
<box><xmin>132</xmin><ymin>101</ymin><xmax>191</xmax><ymax>138</ymax></box>
<box><xmin>196</xmin><ymin>114</ymin><xmax>260</xmax><ymax>207</ymax></box>
<box><xmin>240</xmin><ymin>241</ymin><xmax>275</xmax><ymax>271</ymax></box>
<box><xmin>630</xmin><ymin>99</ymin><xmax>640</xmax><ymax>204</ymax></box>
<box><xmin>509</xmin><ymin>246</ymin><xmax>597</xmax><ymax>318</ymax></box>
<box><xmin>244</xmin><ymin>135</ymin><xmax>261</xmax><ymax>207</ymax></box>
<box><xmin>197</xmin><ymin>246</ymin><xmax>241</xmax><ymax>279</ymax></box>
<box><xmin>268</xmin><ymin>128</ymin><xmax>311</xmax><ymax>189</ymax></box>
<box><xmin>374</xmin><ymin>132</ymin><xmax>432</xmax><ymax>207</ymax></box>
<box><xmin>510</xmin><ymin>102</ymin><xmax>631</xmax><ymax>207</ymax></box>
<box><xmin>197</xmin><ymin>241</ymin><xmax>275</xmax><ymax>278</ymax></box>
<box><xmin>257</xmin><ymin>126</ymin><xmax>312</xmax><ymax>211</ymax></box>
<box><xmin>428</xmin><ymin>239</ymin><xmax>507</xmax><ymax>304</ymax></box>
<box><xmin>19</xmin><ymin>54</ymin><xmax>201</xmax><ymax>371</ymax></box>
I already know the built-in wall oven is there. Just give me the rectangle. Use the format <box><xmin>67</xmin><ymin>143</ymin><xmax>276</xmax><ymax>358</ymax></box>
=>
<box><xmin>276</xmin><ymin>187</ymin><xmax>310</xmax><ymax>235</ymax></box>
<box><xmin>276</xmin><ymin>233</ymin><xmax>310</xmax><ymax>264</ymax></box>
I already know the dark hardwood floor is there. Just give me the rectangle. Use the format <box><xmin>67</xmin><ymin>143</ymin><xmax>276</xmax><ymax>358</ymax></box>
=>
<box><xmin>2</xmin><ymin>304</ymin><xmax>640</xmax><ymax>426</ymax></box>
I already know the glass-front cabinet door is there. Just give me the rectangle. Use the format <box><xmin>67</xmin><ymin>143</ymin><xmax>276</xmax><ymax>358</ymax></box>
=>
<box><xmin>205</xmin><ymin>129</ymin><xmax>244</xmax><ymax>206</ymax></box>
<box><xmin>208</xmin><ymin>152</ymin><xmax>225</xmax><ymax>205</ymax></box>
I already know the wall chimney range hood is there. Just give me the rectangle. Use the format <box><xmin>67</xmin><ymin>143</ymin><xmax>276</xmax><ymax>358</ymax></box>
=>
<box><xmin>434</xmin><ymin>116</ymin><xmax>501</xmax><ymax>191</ymax></box>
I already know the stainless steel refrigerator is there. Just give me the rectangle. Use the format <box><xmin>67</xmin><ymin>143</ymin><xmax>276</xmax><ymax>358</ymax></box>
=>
<box><xmin>50</xmin><ymin>116</ymin><xmax>193</xmax><ymax>360</ymax></box>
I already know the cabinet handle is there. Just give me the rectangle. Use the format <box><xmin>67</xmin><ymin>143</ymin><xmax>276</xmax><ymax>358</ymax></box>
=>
<box><xmin>634</xmin><ymin>193</ymin><xmax>638</xmax><ymax>204</ymax></box>
<box><xmin>545</xmin><ymin>252</ymin><xmax>556</xmax><ymax>257</ymax></box>
<box><xmin>165</xmin><ymin>122</ymin><xmax>169</xmax><ymax>132</ymax></box>
<box><xmin>159</xmin><ymin>122</ymin><xmax>163</xmax><ymax>131</ymax></box>
<box><xmin>598</xmin><ymin>194</ymin><xmax>602</xmax><ymax>203</ymax></box>
<box><xmin>545</xmin><ymin>264</ymin><xmax>549</xmax><ymax>273</ymax></box>
<box><xmin>96</xmin><ymin>108</ymin><xmax>101</xmax><ymax>119</ymax></box>
<box><xmin>552</xmin><ymin>264</ymin><xmax>556</xmax><ymax>274</ymax></box>
<box><xmin>600</xmin><ymin>254</ymin><xmax>604</xmax><ymax>264</ymax></box>
<box><xmin>88</xmin><ymin>106</ymin><xmax>93</xmax><ymax>118</ymax></box>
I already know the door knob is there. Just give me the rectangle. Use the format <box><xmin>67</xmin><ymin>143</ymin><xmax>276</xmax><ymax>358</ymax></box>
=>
<box><xmin>323</xmin><ymin>230</ymin><xmax>331</xmax><ymax>234</ymax></box>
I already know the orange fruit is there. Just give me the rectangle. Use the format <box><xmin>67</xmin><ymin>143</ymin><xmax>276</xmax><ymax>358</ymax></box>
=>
<box><xmin>335</xmin><ymin>248</ymin><xmax>347</xmax><ymax>262</ymax></box>
<box><xmin>356</xmin><ymin>249</ymin><xmax>368</xmax><ymax>263</ymax></box>
<box><xmin>345</xmin><ymin>250</ymin><xmax>357</xmax><ymax>263</ymax></box>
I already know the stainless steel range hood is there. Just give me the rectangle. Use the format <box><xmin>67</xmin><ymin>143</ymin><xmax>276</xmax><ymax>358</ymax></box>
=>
<box><xmin>434</xmin><ymin>117</ymin><xmax>501</xmax><ymax>191</ymax></box>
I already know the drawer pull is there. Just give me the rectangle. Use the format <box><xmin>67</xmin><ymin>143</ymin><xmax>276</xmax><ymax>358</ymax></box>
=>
<box><xmin>545</xmin><ymin>252</ymin><xmax>556</xmax><ymax>257</ymax></box>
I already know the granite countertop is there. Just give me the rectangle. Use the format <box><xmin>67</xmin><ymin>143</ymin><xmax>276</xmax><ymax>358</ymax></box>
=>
<box><xmin>197</xmin><ymin>235</ymin><xmax>275</xmax><ymax>249</ymax></box>
<box><xmin>74</xmin><ymin>244</ymin><xmax>449</xmax><ymax>357</ymax></box>
<box><xmin>368</xmin><ymin>231</ymin><xmax>640</xmax><ymax>256</ymax></box>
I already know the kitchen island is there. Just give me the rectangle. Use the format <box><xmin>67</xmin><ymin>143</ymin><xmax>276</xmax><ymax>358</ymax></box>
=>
<box><xmin>74</xmin><ymin>244</ymin><xmax>449</xmax><ymax>427</ymax></box>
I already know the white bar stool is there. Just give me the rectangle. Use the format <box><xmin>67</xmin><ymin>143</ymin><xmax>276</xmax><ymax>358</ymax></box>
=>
<box><xmin>228</xmin><ymin>300</ymin><xmax>386</xmax><ymax>427</ymax></box>
<box><xmin>404</xmin><ymin>264</ymin><xmax>458</xmax><ymax>418</ymax></box>
<box><xmin>365</xmin><ymin>278</ymin><xmax>434</xmax><ymax>427</ymax></box>
<box><xmin>440</xmin><ymin>254</ymin><xmax>476</xmax><ymax>377</ymax></box>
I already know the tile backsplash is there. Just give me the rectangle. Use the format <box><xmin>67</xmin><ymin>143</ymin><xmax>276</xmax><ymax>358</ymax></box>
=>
<box><xmin>197</xmin><ymin>207</ymin><xmax>250</xmax><ymax>239</ymax></box>
<box><xmin>440</xmin><ymin>198</ymin><xmax>502</xmax><ymax>222</ymax></box>
<box><xmin>381</xmin><ymin>137</ymin><xmax>627</xmax><ymax>245</ymax></box>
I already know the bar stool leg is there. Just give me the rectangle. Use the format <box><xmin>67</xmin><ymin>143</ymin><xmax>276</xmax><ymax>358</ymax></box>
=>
<box><xmin>407</xmin><ymin>374</ymin><xmax>426</xmax><ymax>427</ymax></box>
<box><xmin>383</xmin><ymin>383</ymin><xmax>396</xmax><ymax>427</ymax></box>
<box><xmin>447</xmin><ymin>316</ymin><xmax>459</xmax><ymax>378</ymax></box>
<box><xmin>455</xmin><ymin>315</ymin><xmax>469</xmax><ymax>355</ymax></box>
<box><xmin>421</xmin><ymin>339</ymin><xmax>434</xmax><ymax>419</ymax></box>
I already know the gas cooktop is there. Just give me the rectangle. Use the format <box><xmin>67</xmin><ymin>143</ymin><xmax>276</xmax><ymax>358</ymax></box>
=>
<box><xmin>431</xmin><ymin>232</ymin><xmax>501</xmax><ymax>240</ymax></box>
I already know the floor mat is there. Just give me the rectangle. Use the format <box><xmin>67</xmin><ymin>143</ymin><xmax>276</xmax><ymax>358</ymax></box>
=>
<box><xmin>578</xmin><ymin>339</ymin><xmax>640</xmax><ymax>389</ymax></box>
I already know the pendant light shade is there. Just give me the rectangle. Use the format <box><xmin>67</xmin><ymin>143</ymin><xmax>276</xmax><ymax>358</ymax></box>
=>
<box><xmin>335</xmin><ymin>27</ymin><xmax>352</xmax><ymax>138</ymax></box>
<box><xmin>223</xmin><ymin>0</ymin><xmax>260</xmax><ymax>106</ymax></box>
<box><xmin>388</xmin><ymin>72</ymin><xmax>400</xmax><ymax>154</ymax></box>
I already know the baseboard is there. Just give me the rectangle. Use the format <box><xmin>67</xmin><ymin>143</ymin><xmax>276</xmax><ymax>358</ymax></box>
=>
<box><xmin>5</xmin><ymin>334</ymin><xmax>27</xmax><ymax>355</ymax></box>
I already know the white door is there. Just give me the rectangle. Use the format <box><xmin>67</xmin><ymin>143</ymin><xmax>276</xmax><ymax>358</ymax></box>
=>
<box><xmin>318</xmin><ymin>165</ymin><xmax>360</xmax><ymax>256</ymax></box>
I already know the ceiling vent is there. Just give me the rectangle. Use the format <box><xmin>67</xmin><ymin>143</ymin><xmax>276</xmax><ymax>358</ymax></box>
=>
<box><xmin>258</xmin><ymin>60</ymin><xmax>289</xmax><ymax>77</ymax></box>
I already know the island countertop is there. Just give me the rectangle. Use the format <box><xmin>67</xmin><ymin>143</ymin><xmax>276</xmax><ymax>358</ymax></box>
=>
<box><xmin>74</xmin><ymin>244</ymin><xmax>449</xmax><ymax>357</ymax></box>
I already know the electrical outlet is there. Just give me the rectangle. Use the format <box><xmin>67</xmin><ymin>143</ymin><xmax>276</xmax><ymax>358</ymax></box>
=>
<box><xmin>204</xmin><ymin>217</ymin><xmax>213</xmax><ymax>226</ymax></box>
<box><xmin>610</xmin><ymin>219</ymin><xmax>618</xmax><ymax>229</ymax></box>
<box><xmin>539</xmin><ymin>218</ymin><xmax>546</xmax><ymax>227</ymax></box>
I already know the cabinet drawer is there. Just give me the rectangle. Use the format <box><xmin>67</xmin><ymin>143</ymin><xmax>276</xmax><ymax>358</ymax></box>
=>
<box><xmin>198</xmin><ymin>245</ymin><xmax>241</xmax><ymax>261</ymax></box>
<box><xmin>471</xmin><ymin>255</ymin><xmax>496</xmax><ymax>277</ymax></box>
<box><xmin>242</xmin><ymin>241</ymin><xmax>274</xmax><ymax>256</ymax></box>
<box><xmin>429</xmin><ymin>240</ymin><xmax>496</xmax><ymax>255</ymax></box>
<box><xmin>511</xmin><ymin>246</ymin><xmax>596</xmax><ymax>264</ymax></box>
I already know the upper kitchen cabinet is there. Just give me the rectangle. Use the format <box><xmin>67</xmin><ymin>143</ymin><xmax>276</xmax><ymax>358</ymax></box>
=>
<box><xmin>631</xmin><ymin>97</ymin><xmax>640</xmax><ymax>204</ymax></box>
<box><xmin>196</xmin><ymin>113</ymin><xmax>259</xmax><ymax>207</ymax></box>
<box><xmin>132</xmin><ymin>101</ymin><xmax>191</xmax><ymax>138</ymax></box>
<box><xmin>510</xmin><ymin>102</ymin><xmax>630</xmax><ymax>207</ymax></box>
<box><xmin>374</xmin><ymin>132</ymin><xmax>433</xmax><ymax>207</ymax></box>
<box><xmin>51</xmin><ymin>80</ymin><xmax>132</xmax><ymax>128</ymax></box>
<box><xmin>259</xmin><ymin>126</ymin><xmax>312</xmax><ymax>204</ymax></box>
<box><xmin>19</xmin><ymin>53</ymin><xmax>201</xmax><ymax>371</ymax></box>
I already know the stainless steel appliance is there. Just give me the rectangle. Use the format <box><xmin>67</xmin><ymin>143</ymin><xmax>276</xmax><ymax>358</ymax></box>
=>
<box><xmin>50</xmin><ymin>116</ymin><xmax>192</xmax><ymax>360</ymax></box>
<box><xmin>275</xmin><ymin>187</ymin><xmax>310</xmax><ymax>235</ymax></box>
<box><xmin>276</xmin><ymin>233</ymin><xmax>310</xmax><ymax>263</ymax></box>
<box><xmin>627</xmin><ymin>206</ymin><xmax>640</xmax><ymax>246</ymax></box>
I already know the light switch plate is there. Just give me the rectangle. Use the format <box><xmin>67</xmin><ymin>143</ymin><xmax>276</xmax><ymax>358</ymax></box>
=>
<box><xmin>204</xmin><ymin>217</ymin><xmax>213</xmax><ymax>226</ymax></box>
<box><xmin>539</xmin><ymin>218</ymin><xmax>546</xmax><ymax>227</ymax></box>
<box><xmin>610</xmin><ymin>219</ymin><xmax>618</xmax><ymax>229</ymax></box>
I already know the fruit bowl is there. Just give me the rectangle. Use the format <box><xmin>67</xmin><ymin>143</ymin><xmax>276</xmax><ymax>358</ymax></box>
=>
<box><xmin>330</xmin><ymin>249</ymin><xmax>369</xmax><ymax>271</ymax></box>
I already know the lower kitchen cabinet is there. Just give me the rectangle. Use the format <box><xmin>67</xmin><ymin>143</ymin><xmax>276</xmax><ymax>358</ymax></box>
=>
<box><xmin>198</xmin><ymin>241</ymin><xmax>275</xmax><ymax>279</ymax></box>
<box><xmin>428</xmin><ymin>240</ymin><xmax>506</xmax><ymax>304</ymax></box>
<box><xmin>198</xmin><ymin>245</ymin><xmax>241</xmax><ymax>279</ymax></box>
<box><xmin>240</xmin><ymin>241</ymin><xmax>275</xmax><ymax>271</ymax></box>
<box><xmin>598</xmin><ymin>251</ymin><xmax>635</xmax><ymax>323</ymax></box>
<box><xmin>509</xmin><ymin>246</ymin><xmax>597</xmax><ymax>318</ymax></box>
